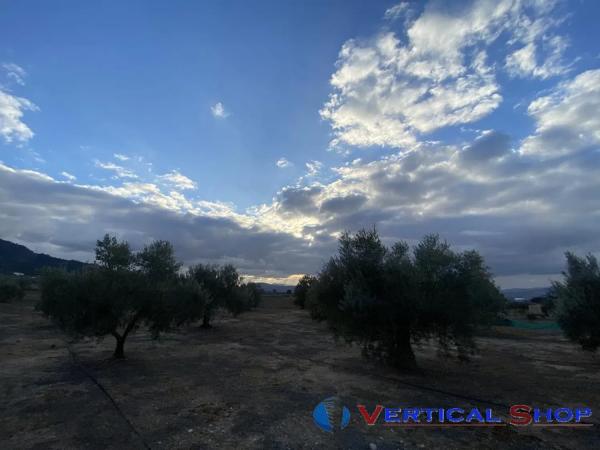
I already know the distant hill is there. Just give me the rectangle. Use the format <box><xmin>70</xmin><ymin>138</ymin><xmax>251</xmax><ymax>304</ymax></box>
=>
<box><xmin>257</xmin><ymin>283</ymin><xmax>294</xmax><ymax>294</ymax></box>
<box><xmin>0</xmin><ymin>239</ymin><xmax>88</xmax><ymax>275</ymax></box>
<box><xmin>265</xmin><ymin>283</ymin><xmax>553</xmax><ymax>298</ymax></box>
<box><xmin>501</xmin><ymin>287</ymin><xmax>551</xmax><ymax>301</ymax></box>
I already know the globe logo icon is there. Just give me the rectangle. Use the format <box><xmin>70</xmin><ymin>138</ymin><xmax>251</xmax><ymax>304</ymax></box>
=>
<box><xmin>313</xmin><ymin>396</ymin><xmax>351</xmax><ymax>433</ymax></box>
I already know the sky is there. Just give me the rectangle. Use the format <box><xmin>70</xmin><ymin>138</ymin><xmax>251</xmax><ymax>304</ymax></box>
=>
<box><xmin>1</xmin><ymin>0</ymin><xmax>599</xmax><ymax>288</ymax></box>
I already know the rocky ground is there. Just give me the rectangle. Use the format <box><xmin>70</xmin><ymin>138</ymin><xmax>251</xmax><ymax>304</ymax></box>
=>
<box><xmin>1</xmin><ymin>292</ymin><xmax>599</xmax><ymax>449</ymax></box>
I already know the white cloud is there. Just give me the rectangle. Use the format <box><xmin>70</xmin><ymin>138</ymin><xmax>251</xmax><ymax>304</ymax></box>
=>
<box><xmin>211</xmin><ymin>102</ymin><xmax>229</xmax><ymax>118</ymax></box>
<box><xmin>2</xmin><ymin>63</ymin><xmax>27</xmax><ymax>86</ymax></box>
<box><xmin>94</xmin><ymin>160</ymin><xmax>138</xmax><ymax>179</ymax></box>
<box><xmin>242</xmin><ymin>273</ymin><xmax>305</xmax><ymax>286</ymax></box>
<box><xmin>305</xmin><ymin>160</ymin><xmax>323</xmax><ymax>176</ymax></box>
<box><xmin>0</xmin><ymin>89</ymin><xmax>38</xmax><ymax>144</ymax></box>
<box><xmin>113</xmin><ymin>153</ymin><xmax>130</xmax><ymax>161</ymax></box>
<box><xmin>97</xmin><ymin>182</ymin><xmax>195</xmax><ymax>212</ymax></box>
<box><xmin>506</xmin><ymin>36</ymin><xmax>569</xmax><ymax>79</ymax></box>
<box><xmin>157</xmin><ymin>170</ymin><xmax>198</xmax><ymax>190</ymax></box>
<box><xmin>61</xmin><ymin>171</ymin><xmax>76</xmax><ymax>182</ymax></box>
<box><xmin>0</xmin><ymin>162</ymin><xmax>320</xmax><ymax>280</ymax></box>
<box><xmin>384</xmin><ymin>2</ymin><xmax>409</xmax><ymax>21</ymax></box>
<box><xmin>503</xmin><ymin>1</ymin><xmax>571</xmax><ymax>79</ymax></box>
<box><xmin>0</xmin><ymin>63</ymin><xmax>36</xmax><ymax>144</ymax></box>
<box><xmin>276</xmin><ymin>157</ymin><xmax>293</xmax><ymax>168</ymax></box>
<box><xmin>320</xmin><ymin>0</ymin><xmax>566</xmax><ymax>150</ymax></box>
<box><xmin>521</xmin><ymin>69</ymin><xmax>600</xmax><ymax>158</ymax></box>
<box><xmin>506</xmin><ymin>43</ymin><xmax>538</xmax><ymax>77</ymax></box>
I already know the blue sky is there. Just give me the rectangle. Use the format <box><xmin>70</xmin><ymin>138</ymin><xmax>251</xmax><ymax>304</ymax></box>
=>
<box><xmin>1</xmin><ymin>0</ymin><xmax>600</xmax><ymax>288</ymax></box>
<box><xmin>0</xmin><ymin>0</ymin><xmax>396</xmax><ymax>207</ymax></box>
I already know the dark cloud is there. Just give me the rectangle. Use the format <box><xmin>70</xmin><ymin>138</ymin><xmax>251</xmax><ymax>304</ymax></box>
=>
<box><xmin>277</xmin><ymin>185</ymin><xmax>322</xmax><ymax>215</ymax></box>
<box><xmin>460</xmin><ymin>131</ymin><xmax>511</xmax><ymax>163</ymax></box>
<box><xmin>0</xmin><ymin>166</ymin><xmax>323</xmax><ymax>278</ymax></box>
<box><xmin>319</xmin><ymin>194</ymin><xmax>367</xmax><ymax>215</ymax></box>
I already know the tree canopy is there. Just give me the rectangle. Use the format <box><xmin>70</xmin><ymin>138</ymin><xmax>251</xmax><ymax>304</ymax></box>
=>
<box><xmin>0</xmin><ymin>276</ymin><xmax>25</xmax><ymax>303</ymax></box>
<box><xmin>39</xmin><ymin>235</ymin><xmax>182</xmax><ymax>358</ymax></box>
<box><xmin>302</xmin><ymin>228</ymin><xmax>505</xmax><ymax>368</ymax></box>
<box><xmin>38</xmin><ymin>234</ymin><xmax>260</xmax><ymax>359</ymax></box>
<box><xmin>188</xmin><ymin>263</ymin><xmax>257</xmax><ymax>328</ymax></box>
<box><xmin>554</xmin><ymin>252</ymin><xmax>600</xmax><ymax>351</ymax></box>
<box><xmin>293</xmin><ymin>274</ymin><xmax>316</xmax><ymax>309</ymax></box>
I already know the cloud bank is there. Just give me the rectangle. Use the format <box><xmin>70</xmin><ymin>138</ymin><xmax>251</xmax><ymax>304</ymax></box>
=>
<box><xmin>1</xmin><ymin>1</ymin><xmax>598</xmax><ymax>288</ymax></box>
<box><xmin>320</xmin><ymin>0</ymin><xmax>570</xmax><ymax>150</ymax></box>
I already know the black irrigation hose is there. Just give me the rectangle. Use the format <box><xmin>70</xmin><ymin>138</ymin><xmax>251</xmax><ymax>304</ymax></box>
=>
<box><xmin>296</xmin><ymin>354</ymin><xmax>510</xmax><ymax>409</ymax></box>
<box><xmin>63</xmin><ymin>342</ymin><xmax>152</xmax><ymax>450</ymax></box>
<box><xmin>373</xmin><ymin>373</ymin><xmax>510</xmax><ymax>409</ymax></box>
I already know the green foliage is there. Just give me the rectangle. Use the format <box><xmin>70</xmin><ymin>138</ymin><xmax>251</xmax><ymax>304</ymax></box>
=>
<box><xmin>39</xmin><ymin>235</ymin><xmax>184</xmax><ymax>358</ymax></box>
<box><xmin>38</xmin><ymin>234</ymin><xmax>259</xmax><ymax>358</ymax></box>
<box><xmin>220</xmin><ymin>264</ymin><xmax>246</xmax><ymax>315</ymax></box>
<box><xmin>541</xmin><ymin>296</ymin><xmax>556</xmax><ymax>316</ymax></box>
<box><xmin>39</xmin><ymin>267</ymin><xmax>141</xmax><ymax>337</ymax></box>
<box><xmin>188</xmin><ymin>264</ymin><xmax>222</xmax><ymax>327</ymax></box>
<box><xmin>244</xmin><ymin>282</ymin><xmax>262</xmax><ymax>308</ymax></box>
<box><xmin>95</xmin><ymin>234</ymin><xmax>133</xmax><ymax>271</ymax></box>
<box><xmin>188</xmin><ymin>263</ymin><xmax>257</xmax><ymax>327</ymax></box>
<box><xmin>0</xmin><ymin>276</ymin><xmax>25</xmax><ymax>302</ymax></box>
<box><xmin>554</xmin><ymin>252</ymin><xmax>600</xmax><ymax>351</ymax></box>
<box><xmin>170</xmin><ymin>274</ymin><xmax>209</xmax><ymax>326</ymax></box>
<box><xmin>293</xmin><ymin>274</ymin><xmax>316</xmax><ymax>309</ymax></box>
<box><xmin>305</xmin><ymin>228</ymin><xmax>505</xmax><ymax>369</ymax></box>
<box><xmin>137</xmin><ymin>240</ymin><xmax>181</xmax><ymax>282</ymax></box>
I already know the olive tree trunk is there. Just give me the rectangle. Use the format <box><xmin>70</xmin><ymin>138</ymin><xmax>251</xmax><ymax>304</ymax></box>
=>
<box><xmin>113</xmin><ymin>335</ymin><xmax>125</xmax><ymax>359</ymax></box>
<box><xmin>111</xmin><ymin>313</ymin><xmax>141</xmax><ymax>359</ymax></box>
<box><xmin>389</xmin><ymin>327</ymin><xmax>417</xmax><ymax>369</ymax></box>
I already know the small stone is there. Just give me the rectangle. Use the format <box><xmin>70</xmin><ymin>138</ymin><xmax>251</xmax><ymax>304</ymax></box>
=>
<box><xmin>369</xmin><ymin>443</ymin><xmax>377</xmax><ymax>450</ymax></box>
<box><xmin>187</xmin><ymin>428</ymin><xmax>193</xmax><ymax>433</ymax></box>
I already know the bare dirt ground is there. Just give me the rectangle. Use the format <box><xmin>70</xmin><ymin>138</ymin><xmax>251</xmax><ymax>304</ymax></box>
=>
<box><xmin>1</xmin><ymin>292</ymin><xmax>599</xmax><ymax>449</ymax></box>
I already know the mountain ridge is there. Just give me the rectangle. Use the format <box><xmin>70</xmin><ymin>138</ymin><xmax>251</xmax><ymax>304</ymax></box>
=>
<box><xmin>0</xmin><ymin>239</ymin><xmax>88</xmax><ymax>275</ymax></box>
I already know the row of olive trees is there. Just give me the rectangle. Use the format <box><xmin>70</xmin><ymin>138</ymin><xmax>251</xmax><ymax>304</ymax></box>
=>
<box><xmin>38</xmin><ymin>234</ymin><xmax>261</xmax><ymax>359</ymax></box>
<box><xmin>0</xmin><ymin>276</ymin><xmax>26</xmax><ymax>303</ymax></box>
<box><xmin>295</xmin><ymin>229</ymin><xmax>505</xmax><ymax>369</ymax></box>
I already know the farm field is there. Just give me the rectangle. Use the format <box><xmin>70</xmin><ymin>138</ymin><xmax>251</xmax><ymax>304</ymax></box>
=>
<box><xmin>1</xmin><ymin>293</ymin><xmax>599</xmax><ymax>449</ymax></box>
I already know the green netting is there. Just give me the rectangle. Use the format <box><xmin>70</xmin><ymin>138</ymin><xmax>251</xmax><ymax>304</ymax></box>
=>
<box><xmin>508</xmin><ymin>319</ymin><xmax>560</xmax><ymax>330</ymax></box>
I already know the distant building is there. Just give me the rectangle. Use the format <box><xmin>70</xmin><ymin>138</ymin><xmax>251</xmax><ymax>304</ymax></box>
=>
<box><xmin>12</xmin><ymin>272</ymin><xmax>25</xmax><ymax>276</ymax></box>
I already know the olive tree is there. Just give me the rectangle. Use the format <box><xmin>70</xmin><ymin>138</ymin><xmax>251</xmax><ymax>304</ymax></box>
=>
<box><xmin>243</xmin><ymin>282</ymin><xmax>262</xmax><ymax>308</ymax></box>
<box><xmin>0</xmin><ymin>276</ymin><xmax>25</xmax><ymax>303</ymax></box>
<box><xmin>137</xmin><ymin>240</ymin><xmax>181</xmax><ymax>282</ymax></box>
<box><xmin>305</xmin><ymin>229</ymin><xmax>504</xmax><ymax>369</ymax></box>
<box><xmin>188</xmin><ymin>263</ymin><xmax>257</xmax><ymax>328</ymax></box>
<box><xmin>38</xmin><ymin>234</ymin><xmax>185</xmax><ymax>358</ymax></box>
<box><xmin>554</xmin><ymin>252</ymin><xmax>600</xmax><ymax>351</ymax></box>
<box><xmin>293</xmin><ymin>275</ymin><xmax>316</xmax><ymax>309</ymax></box>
